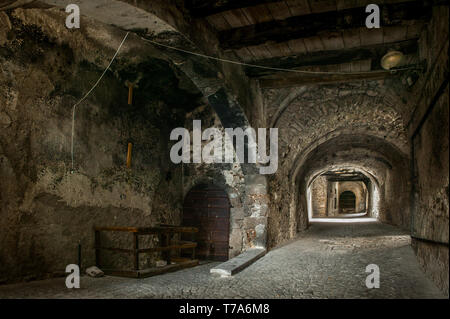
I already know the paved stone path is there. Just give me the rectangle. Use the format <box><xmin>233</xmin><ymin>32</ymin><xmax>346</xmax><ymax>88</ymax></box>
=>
<box><xmin>0</xmin><ymin>222</ymin><xmax>445</xmax><ymax>299</ymax></box>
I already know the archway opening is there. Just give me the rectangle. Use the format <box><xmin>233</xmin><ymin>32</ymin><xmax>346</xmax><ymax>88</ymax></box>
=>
<box><xmin>182</xmin><ymin>184</ymin><xmax>230</xmax><ymax>261</ymax></box>
<box><xmin>307</xmin><ymin>168</ymin><xmax>375</xmax><ymax>222</ymax></box>
<box><xmin>291</xmin><ymin>133</ymin><xmax>410</xmax><ymax>229</ymax></box>
<box><xmin>339</xmin><ymin>191</ymin><xmax>356</xmax><ymax>213</ymax></box>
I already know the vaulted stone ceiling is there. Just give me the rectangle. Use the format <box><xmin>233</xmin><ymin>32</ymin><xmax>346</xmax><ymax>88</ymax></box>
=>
<box><xmin>265</xmin><ymin>80</ymin><xmax>408</xmax><ymax>170</ymax></box>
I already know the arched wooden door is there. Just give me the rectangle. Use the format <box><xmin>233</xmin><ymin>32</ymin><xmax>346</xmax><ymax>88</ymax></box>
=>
<box><xmin>183</xmin><ymin>184</ymin><xmax>230</xmax><ymax>261</ymax></box>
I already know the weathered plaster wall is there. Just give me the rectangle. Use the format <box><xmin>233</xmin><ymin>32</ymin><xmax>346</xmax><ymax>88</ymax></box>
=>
<box><xmin>326</xmin><ymin>181</ymin><xmax>339</xmax><ymax>217</ymax></box>
<box><xmin>408</xmin><ymin>6</ymin><xmax>449</xmax><ymax>296</ymax></box>
<box><xmin>0</xmin><ymin>8</ymin><xmax>202</xmax><ymax>283</ymax></box>
<box><xmin>117</xmin><ymin>0</ymin><xmax>267</xmax><ymax>130</ymax></box>
<box><xmin>311</xmin><ymin>175</ymin><xmax>327</xmax><ymax>217</ymax></box>
<box><xmin>110</xmin><ymin>0</ymin><xmax>271</xmax><ymax>252</ymax></box>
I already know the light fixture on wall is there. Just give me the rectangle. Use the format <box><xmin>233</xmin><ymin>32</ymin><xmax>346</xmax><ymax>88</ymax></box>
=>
<box><xmin>381</xmin><ymin>50</ymin><xmax>404</xmax><ymax>70</ymax></box>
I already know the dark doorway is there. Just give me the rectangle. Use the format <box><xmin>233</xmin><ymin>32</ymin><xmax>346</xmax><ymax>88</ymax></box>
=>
<box><xmin>339</xmin><ymin>191</ymin><xmax>356</xmax><ymax>213</ymax></box>
<box><xmin>182</xmin><ymin>184</ymin><xmax>230</xmax><ymax>261</ymax></box>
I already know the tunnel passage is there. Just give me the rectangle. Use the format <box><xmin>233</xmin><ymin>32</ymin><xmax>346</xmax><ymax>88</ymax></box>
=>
<box><xmin>339</xmin><ymin>191</ymin><xmax>356</xmax><ymax>213</ymax></box>
<box><xmin>182</xmin><ymin>184</ymin><xmax>231</xmax><ymax>261</ymax></box>
<box><xmin>291</xmin><ymin>133</ymin><xmax>410</xmax><ymax>229</ymax></box>
<box><xmin>310</xmin><ymin>170</ymin><xmax>369</xmax><ymax>218</ymax></box>
<box><xmin>0</xmin><ymin>0</ymin><xmax>447</xmax><ymax>297</ymax></box>
<box><xmin>337</xmin><ymin>181</ymin><xmax>368</xmax><ymax>215</ymax></box>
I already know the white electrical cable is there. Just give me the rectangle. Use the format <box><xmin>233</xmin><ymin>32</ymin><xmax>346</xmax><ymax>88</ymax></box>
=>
<box><xmin>71</xmin><ymin>31</ymin><xmax>129</xmax><ymax>171</ymax></box>
<box><xmin>140</xmin><ymin>36</ymin><xmax>417</xmax><ymax>76</ymax></box>
<box><xmin>69</xmin><ymin>30</ymin><xmax>416</xmax><ymax>170</ymax></box>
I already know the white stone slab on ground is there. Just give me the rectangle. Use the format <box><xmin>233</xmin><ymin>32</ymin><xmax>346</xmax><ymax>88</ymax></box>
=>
<box><xmin>210</xmin><ymin>248</ymin><xmax>266</xmax><ymax>277</ymax></box>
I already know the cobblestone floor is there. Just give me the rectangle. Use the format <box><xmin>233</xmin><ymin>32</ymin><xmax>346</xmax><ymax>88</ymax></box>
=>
<box><xmin>0</xmin><ymin>221</ymin><xmax>445</xmax><ymax>299</ymax></box>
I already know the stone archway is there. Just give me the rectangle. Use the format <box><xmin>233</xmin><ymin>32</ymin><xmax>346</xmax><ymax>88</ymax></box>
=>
<box><xmin>339</xmin><ymin>191</ymin><xmax>356</xmax><ymax>213</ymax></box>
<box><xmin>36</xmin><ymin>0</ymin><xmax>269</xmax><ymax>253</ymax></box>
<box><xmin>338</xmin><ymin>181</ymin><xmax>368</xmax><ymax>214</ymax></box>
<box><xmin>290</xmin><ymin>132</ymin><xmax>410</xmax><ymax>233</ymax></box>
<box><xmin>306</xmin><ymin>165</ymin><xmax>380</xmax><ymax>221</ymax></box>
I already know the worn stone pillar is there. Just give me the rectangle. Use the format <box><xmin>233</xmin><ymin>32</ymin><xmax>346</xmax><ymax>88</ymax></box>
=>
<box><xmin>243</xmin><ymin>174</ymin><xmax>268</xmax><ymax>249</ymax></box>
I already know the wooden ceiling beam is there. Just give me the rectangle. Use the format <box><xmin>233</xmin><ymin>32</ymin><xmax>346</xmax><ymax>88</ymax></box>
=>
<box><xmin>219</xmin><ymin>1</ymin><xmax>432</xmax><ymax>50</ymax></box>
<box><xmin>185</xmin><ymin>0</ymin><xmax>283</xmax><ymax>18</ymax></box>
<box><xmin>326</xmin><ymin>176</ymin><xmax>370</xmax><ymax>182</ymax></box>
<box><xmin>246</xmin><ymin>39</ymin><xmax>419</xmax><ymax>77</ymax></box>
<box><xmin>258</xmin><ymin>70</ymin><xmax>399</xmax><ymax>89</ymax></box>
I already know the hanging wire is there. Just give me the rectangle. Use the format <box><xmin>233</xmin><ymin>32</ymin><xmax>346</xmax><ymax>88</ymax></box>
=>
<box><xmin>139</xmin><ymin>36</ymin><xmax>418</xmax><ymax>76</ymax></box>
<box><xmin>69</xmin><ymin>30</ymin><xmax>417</xmax><ymax>171</ymax></box>
<box><xmin>70</xmin><ymin>31</ymin><xmax>129</xmax><ymax>171</ymax></box>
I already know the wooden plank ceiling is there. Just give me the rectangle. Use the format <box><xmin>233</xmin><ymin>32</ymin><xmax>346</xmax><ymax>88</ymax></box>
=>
<box><xmin>184</xmin><ymin>0</ymin><xmax>437</xmax><ymax>88</ymax></box>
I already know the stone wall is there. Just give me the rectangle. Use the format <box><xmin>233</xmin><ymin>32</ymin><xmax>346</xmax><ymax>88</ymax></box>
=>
<box><xmin>327</xmin><ymin>181</ymin><xmax>339</xmax><ymax>217</ymax></box>
<box><xmin>181</xmin><ymin>104</ymin><xmax>269</xmax><ymax>257</ymax></box>
<box><xmin>338</xmin><ymin>181</ymin><xmax>367</xmax><ymax>213</ymax></box>
<box><xmin>408</xmin><ymin>6</ymin><xmax>449</xmax><ymax>296</ymax></box>
<box><xmin>265</xmin><ymin>79</ymin><xmax>411</xmax><ymax>248</ymax></box>
<box><xmin>311</xmin><ymin>175</ymin><xmax>327</xmax><ymax>217</ymax></box>
<box><xmin>0</xmin><ymin>6</ymin><xmax>272</xmax><ymax>285</ymax></box>
<box><xmin>181</xmin><ymin>105</ymin><xmax>246</xmax><ymax>259</ymax></box>
<box><xmin>0</xmin><ymin>9</ymin><xmax>202</xmax><ymax>283</ymax></box>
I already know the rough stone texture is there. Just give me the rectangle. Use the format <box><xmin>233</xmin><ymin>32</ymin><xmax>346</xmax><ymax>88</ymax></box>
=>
<box><xmin>326</xmin><ymin>181</ymin><xmax>339</xmax><ymax>216</ymax></box>
<box><xmin>411</xmin><ymin>239</ymin><xmax>449</xmax><ymax>296</ymax></box>
<box><xmin>337</xmin><ymin>181</ymin><xmax>367</xmax><ymax>214</ymax></box>
<box><xmin>312</xmin><ymin>180</ymin><xmax>368</xmax><ymax>218</ymax></box>
<box><xmin>412</xmin><ymin>88</ymin><xmax>449</xmax><ymax>244</ymax></box>
<box><xmin>264</xmin><ymin>78</ymin><xmax>412</xmax><ymax>249</ymax></box>
<box><xmin>210</xmin><ymin>248</ymin><xmax>266</xmax><ymax>277</ymax></box>
<box><xmin>182</xmin><ymin>104</ymin><xmax>247</xmax><ymax>258</ymax></box>
<box><xmin>91</xmin><ymin>0</ymin><xmax>271</xmax><ymax>253</ymax></box>
<box><xmin>311</xmin><ymin>176</ymin><xmax>327</xmax><ymax>217</ymax></box>
<box><xmin>407</xmin><ymin>6</ymin><xmax>449</xmax><ymax>296</ymax></box>
<box><xmin>267</xmin><ymin>134</ymin><xmax>410</xmax><ymax>249</ymax></box>
<box><xmin>182</xmin><ymin>104</ymin><xmax>269</xmax><ymax>255</ymax></box>
<box><xmin>0</xmin><ymin>1</ymin><xmax>448</xmax><ymax>294</ymax></box>
<box><xmin>0</xmin><ymin>4</ymin><xmax>270</xmax><ymax>285</ymax></box>
<box><xmin>0</xmin><ymin>222</ymin><xmax>445</xmax><ymax>299</ymax></box>
<box><xmin>264</xmin><ymin>81</ymin><xmax>408</xmax><ymax>154</ymax></box>
<box><xmin>0</xmin><ymin>8</ymin><xmax>202</xmax><ymax>283</ymax></box>
<box><xmin>312</xmin><ymin>179</ymin><xmax>368</xmax><ymax>217</ymax></box>
<box><xmin>0</xmin><ymin>12</ymin><xmax>11</xmax><ymax>46</ymax></box>
<box><xmin>106</xmin><ymin>0</ymin><xmax>267</xmax><ymax>130</ymax></box>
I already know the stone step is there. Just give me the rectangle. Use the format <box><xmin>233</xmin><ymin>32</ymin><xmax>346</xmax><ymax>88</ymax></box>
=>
<box><xmin>210</xmin><ymin>248</ymin><xmax>266</xmax><ymax>277</ymax></box>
